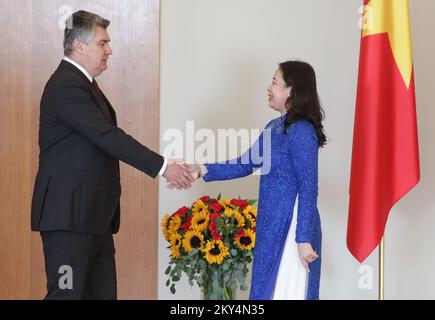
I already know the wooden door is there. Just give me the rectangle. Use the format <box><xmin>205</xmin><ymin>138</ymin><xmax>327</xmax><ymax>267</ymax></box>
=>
<box><xmin>0</xmin><ymin>0</ymin><xmax>160</xmax><ymax>299</ymax></box>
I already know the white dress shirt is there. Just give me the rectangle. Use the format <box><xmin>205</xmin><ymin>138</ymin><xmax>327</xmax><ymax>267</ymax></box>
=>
<box><xmin>62</xmin><ymin>56</ymin><xmax>168</xmax><ymax>176</ymax></box>
<box><xmin>63</xmin><ymin>56</ymin><xmax>93</xmax><ymax>82</ymax></box>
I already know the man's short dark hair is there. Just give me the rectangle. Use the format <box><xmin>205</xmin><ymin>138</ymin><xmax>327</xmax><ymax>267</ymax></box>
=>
<box><xmin>63</xmin><ymin>10</ymin><xmax>110</xmax><ymax>56</ymax></box>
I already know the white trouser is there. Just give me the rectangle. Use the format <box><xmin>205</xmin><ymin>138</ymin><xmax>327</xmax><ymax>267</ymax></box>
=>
<box><xmin>272</xmin><ymin>197</ymin><xmax>308</xmax><ymax>300</ymax></box>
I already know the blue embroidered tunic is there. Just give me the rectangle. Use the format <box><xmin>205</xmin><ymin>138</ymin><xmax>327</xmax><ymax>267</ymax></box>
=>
<box><xmin>203</xmin><ymin>117</ymin><xmax>322</xmax><ymax>300</ymax></box>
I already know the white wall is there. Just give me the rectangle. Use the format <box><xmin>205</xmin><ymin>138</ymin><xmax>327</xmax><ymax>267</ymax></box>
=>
<box><xmin>158</xmin><ymin>0</ymin><xmax>435</xmax><ymax>300</ymax></box>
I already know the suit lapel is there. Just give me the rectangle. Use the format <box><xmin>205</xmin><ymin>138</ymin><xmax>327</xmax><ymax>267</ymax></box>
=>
<box><xmin>89</xmin><ymin>85</ymin><xmax>116</xmax><ymax>125</ymax></box>
<box><xmin>98</xmin><ymin>90</ymin><xmax>118</xmax><ymax>126</ymax></box>
<box><xmin>59</xmin><ymin>60</ymin><xmax>117</xmax><ymax>126</ymax></box>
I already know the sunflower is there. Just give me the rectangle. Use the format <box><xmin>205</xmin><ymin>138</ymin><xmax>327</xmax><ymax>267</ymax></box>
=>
<box><xmin>191</xmin><ymin>211</ymin><xmax>209</xmax><ymax>232</ymax></box>
<box><xmin>161</xmin><ymin>213</ymin><xmax>171</xmax><ymax>241</ymax></box>
<box><xmin>169</xmin><ymin>233</ymin><xmax>182</xmax><ymax>259</ymax></box>
<box><xmin>168</xmin><ymin>215</ymin><xmax>182</xmax><ymax>235</ymax></box>
<box><xmin>170</xmin><ymin>246</ymin><xmax>181</xmax><ymax>259</ymax></box>
<box><xmin>204</xmin><ymin>240</ymin><xmax>230</xmax><ymax>265</ymax></box>
<box><xmin>192</xmin><ymin>199</ymin><xmax>209</xmax><ymax>215</ymax></box>
<box><xmin>242</xmin><ymin>205</ymin><xmax>257</xmax><ymax>228</ymax></box>
<box><xmin>244</xmin><ymin>215</ymin><xmax>256</xmax><ymax>228</ymax></box>
<box><xmin>233</xmin><ymin>210</ymin><xmax>245</xmax><ymax>228</ymax></box>
<box><xmin>182</xmin><ymin>230</ymin><xmax>205</xmax><ymax>252</ymax></box>
<box><xmin>242</xmin><ymin>205</ymin><xmax>257</xmax><ymax>219</ymax></box>
<box><xmin>235</xmin><ymin>229</ymin><xmax>255</xmax><ymax>250</ymax></box>
<box><xmin>170</xmin><ymin>233</ymin><xmax>182</xmax><ymax>248</ymax></box>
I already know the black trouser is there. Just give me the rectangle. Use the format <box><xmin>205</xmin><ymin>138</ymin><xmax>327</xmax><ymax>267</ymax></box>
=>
<box><xmin>41</xmin><ymin>230</ymin><xmax>117</xmax><ymax>300</ymax></box>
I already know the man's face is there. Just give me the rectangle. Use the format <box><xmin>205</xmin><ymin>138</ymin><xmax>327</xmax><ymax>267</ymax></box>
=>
<box><xmin>78</xmin><ymin>26</ymin><xmax>112</xmax><ymax>77</ymax></box>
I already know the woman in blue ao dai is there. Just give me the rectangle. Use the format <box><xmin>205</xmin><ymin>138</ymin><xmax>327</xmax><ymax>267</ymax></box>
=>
<box><xmin>172</xmin><ymin>61</ymin><xmax>327</xmax><ymax>300</ymax></box>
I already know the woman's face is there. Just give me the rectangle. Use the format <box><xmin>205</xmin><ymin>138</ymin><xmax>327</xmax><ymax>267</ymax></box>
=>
<box><xmin>267</xmin><ymin>68</ymin><xmax>291</xmax><ymax>115</ymax></box>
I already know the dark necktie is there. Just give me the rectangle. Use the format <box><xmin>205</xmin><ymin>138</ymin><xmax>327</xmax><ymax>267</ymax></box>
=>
<box><xmin>91</xmin><ymin>79</ymin><xmax>113</xmax><ymax>122</ymax></box>
<box><xmin>92</xmin><ymin>79</ymin><xmax>102</xmax><ymax>95</ymax></box>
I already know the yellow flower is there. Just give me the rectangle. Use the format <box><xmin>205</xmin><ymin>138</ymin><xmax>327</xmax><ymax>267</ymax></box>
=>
<box><xmin>204</xmin><ymin>240</ymin><xmax>230</xmax><ymax>265</ymax></box>
<box><xmin>242</xmin><ymin>205</ymin><xmax>257</xmax><ymax>228</ymax></box>
<box><xmin>218</xmin><ymin>198</ymin><xmax>231</xmax><ymax>208</ymax></box>
<box><xmin>192</xmin><ymin>199</ymin><xmax>209</xmax><ymax>215</ymax></box>
<box><xmin>233</xmin><ymin>210</ymin><xmax>245</xmax><ymax>228</ymax></box>
<box><xmin>168</xmin><ymin>215</ymin><xmax>182</xmax><ymax>234</ymax></box>
<box><xmin>170</xmin><ymin>233</ymin><xmax>182</xmax><ymax>248</ymax></box>
<box><xmin>245</xmin><ymin>215</ymin><xmax>256</xmax><ymax>228</ymax></box>
<box><xmin>243</xmin><ymin>205</ymin><xmax>257</xmax><ymax>219</ymax></box>
<box><xmin>234</xmin><ymin>229</ymin><xmax>255</xmax><ymax>250</ymax></box>
<box><xmin>224</xmin><ymin>207</ymin><xmax>235</xmax><ymax>218</ymax></box>
<box><xmin>183</xmin><ymin>230</ymin><xmax>205</xmax><ymax>252</ymax></box>
<box><xmin>161</xmin><ymin>214</ymin><xmax>171</xmax><ymax>241</ymax></box>
<box><xmin>169</xmin><ymin>232</ymin><xmax>182</xmax><ymax>259</ymax></box>
<box><xmin>171</xmin><ymin>246</ymin><xmax>181</xmax><ymax>259</ymax></box>
<box><xmin>191</xmin><ymin>211</ymin><xmax>209</xmax><ymax>232</ymax></box>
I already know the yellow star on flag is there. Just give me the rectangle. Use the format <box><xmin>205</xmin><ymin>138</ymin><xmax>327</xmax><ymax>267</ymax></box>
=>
<box><xmin>363</xmin><ymin>0</ymin><xmax>413</xmax><ymax>89</ymax></box>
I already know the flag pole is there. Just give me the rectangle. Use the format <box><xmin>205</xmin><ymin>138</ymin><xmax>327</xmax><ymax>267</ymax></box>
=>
<box><xmin>378</xmin><ymin>237</ymin><xmax>384</xmax><ymax>300</ymax></box>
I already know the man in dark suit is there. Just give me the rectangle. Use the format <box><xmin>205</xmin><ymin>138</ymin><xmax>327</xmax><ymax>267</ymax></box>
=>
<box><xmin>31</xmin><ymin>10</ymin><xmax>193</xmax><ymax>299</ymax></box>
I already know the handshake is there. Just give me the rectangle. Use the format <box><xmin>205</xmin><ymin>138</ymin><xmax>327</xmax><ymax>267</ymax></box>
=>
<box><xmin>161</xmin><ymin>159</ymin><xmax>208</xmax><ymax>190</ymax></box>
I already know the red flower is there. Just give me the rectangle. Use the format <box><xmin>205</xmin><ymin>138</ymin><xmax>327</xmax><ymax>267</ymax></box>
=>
<box><xmin>208</xmin><ymin>221</ymin><xmax>223</xmax><ymax>240</ymax></box>
<box><xmin>209</xmin><ymin>202</ymin><xmax>222</xmax><ymax>213</ymax></box>
<box><xmin>209</xmin><ymin>212</ymin><xmax>221</xmax><ymax>221</ymax></box>
<box><xmin>200</xmin><ymin>195</ymin><xmax>210</xmax><ymax>203</ymax></box>
<box><xmin>208</xmin><ymin>221</ymin><xmax>217</xmax><ymax>231</ymax></box>
<box><xmin>181</xmin><ymin>215</ymin><xmax>192</xmax><ymax>232</ymax></box>
<box><xmin>231</xmin><ymin>199</ymin><xmax>248</xmax><ymax>209</ymax></box>
<box><xmin>171</xmin><ymin>206</ymin><xmax>189</xmax><ymax>219</ymax></box>
<box><xmin>235</xmin><ymin>227</ymin><xmax>246</xmax><ymax>239</ymax></box>
<box><xmin>176</xmin><ymin>206</ymin><xmax>190</xmax><ymax>217</ymax></box>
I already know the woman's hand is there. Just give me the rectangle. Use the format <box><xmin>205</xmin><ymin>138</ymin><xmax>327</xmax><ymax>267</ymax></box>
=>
<box><xmin>183</xmin><ymin>163</ymin><xmax>207</xmax><ymax>179</ymax></box>
<box><xmin>297</xmin><ymin>243</ymin><xmax>319</xmax><ymax>273</ymax></box>
<box><xmin>166</xmin><ymin>163</ymin><xmax>207</xmax><ymax>190</ymax></box>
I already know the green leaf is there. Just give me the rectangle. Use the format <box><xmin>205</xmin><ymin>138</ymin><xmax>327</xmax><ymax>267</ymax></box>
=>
<box><xmin>215</xmin><ymin>287</ymin><xmax>224</xmax><ymax>298</ymax></box>
<box><xmin>170</xmin><ymin>284</ymin><xmax>176</xmax><ymax>294</ymax></box>
<box><xmin>212</xmin><ymin>272</ymin><xmax>219</xmax><ymax>282</ymax></box>
<box><xmin>198</xmin><ymin>260</ymin><xmax>206</xmax><ymax>270</ymax></box>
<box><xmin>166</xmin><ymin>279</ymin><xmax>170</xmax><ymax>287</ymax></box>
<box><xmin>248</xmin><ymin>199</ymin><xmax>257</xmax><ymax>205</ymax></box>
<box><xmin>165</xmin><ymin>266</ymin><xmax>171</xmax><ymax>275</ymax></box>
<box><xmin>172</xmin><ymin>275</ymin><xmax>180</xmax><ymax>282</ymax></box>
<box><xmin>217</xmin><ymin>193</ymin><xmax>222</xmax><ymax>200</ymax></box>
<box><xmin>231</xmin><ymin>249</ymin><xmax>238</xmax><ymax>257</ymax></box>
<box><xmin>212</xmin><ymin>280</ymin><xmax>220</xmax><ymax>289</ymax></box>
<box><xmin>240</xmin><ymin>282</ymin><xmax>249</xmax><ymax>291</ymax></box>
<box><xmin>234</xmin><ymin>270</ymin><xmax>242</xmax><ymax>280</ymax></box>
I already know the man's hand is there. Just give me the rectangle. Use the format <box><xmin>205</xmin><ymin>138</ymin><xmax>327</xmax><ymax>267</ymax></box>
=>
<box><xmin>162</xmin><ymin>159</ymin><xmax>195</xmax><ymax>190</ymax></box>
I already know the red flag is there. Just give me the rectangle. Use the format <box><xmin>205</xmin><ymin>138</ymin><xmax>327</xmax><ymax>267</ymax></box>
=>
<box><xmin>347</xmin><ymin>0</ymin><xmax>420</xmax><ymax>263</ymax></box>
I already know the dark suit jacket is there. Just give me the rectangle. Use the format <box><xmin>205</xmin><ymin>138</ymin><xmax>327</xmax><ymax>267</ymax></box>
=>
<box><xmin>31</xmin><ymin>60</ymin><xmax>164</xmax><ymax>235</ymax></box>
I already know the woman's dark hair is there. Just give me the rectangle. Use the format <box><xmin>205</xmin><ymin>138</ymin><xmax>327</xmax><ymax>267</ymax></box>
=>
<box><xmin>279</xmin><ymin>61</ymin><xmax>327</xmax><ymax>147</ymax></box>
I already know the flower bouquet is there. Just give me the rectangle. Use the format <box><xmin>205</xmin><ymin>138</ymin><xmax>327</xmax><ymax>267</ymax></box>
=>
<box><xmin>162</xmin><ymin>194</ymin><xmax>257</xmax><ymax>300</ymax></box>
